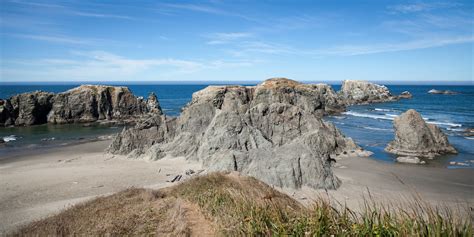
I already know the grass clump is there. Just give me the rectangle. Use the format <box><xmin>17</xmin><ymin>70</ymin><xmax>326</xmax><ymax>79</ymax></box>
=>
<box><xmin>170</xmin><ymin>172</ymin><xmax>472</xmax><ymax>236</ymax></box>
<box><xmin>14</xmin><ymin>172</ymin><xmax>473</xmax><ymax>236</ymax></box>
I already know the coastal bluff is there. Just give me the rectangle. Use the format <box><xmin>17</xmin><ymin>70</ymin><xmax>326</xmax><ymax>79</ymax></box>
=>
<box><xmin>108</xmin><ymin>78</ymin><xmax>371</xmax><ymax>190</ymax></box>
<box><xmin>0</xmin><ymin>85</ymin><xmax>161</xmax><ymax>126</ymax></box>
<box><xmin>385</xmin><ymin>109</ymin><xmax>457</xmax><ymax>163</ymax></box>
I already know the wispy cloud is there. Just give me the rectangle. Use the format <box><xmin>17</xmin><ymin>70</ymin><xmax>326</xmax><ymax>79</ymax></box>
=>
<box><xmin>316</xmin><ymin>36</ymin><xmax>474</xmax><ymax>56</ymax></box>
<box><xmin>6</xmin><ymin>33</ymin><xmax>93</xmax><ymax>45</ymax></box>
<box><xmin>162</xmin><ymin>3</ymin><xmax>226</xmax><ymax>15</ymax></box>
<box><xmin>1</xmin><ymin>51</ymin><xmax>260</xmax><ymax>81</ymax></box>
<box><xmin>70</xmin><ymin>11</ymin><xmax>135</xmax><ymax>20</ymax></box>
<box><xmin>206</xmin><ymin>32</ymin><xmax>254</xmax><ymax>45</ymax></box>
<box><xmin>387</xmin><ymin>2</ymin><xmax>461</xmax><ymax>14</ymax></box>
<box><xmin>8</xmin><ymin>0</ymin><xmax>134</xmax><ymax>20</ymax></box>
<box><xmin>160</xmin><ymin>3</ymin><xmax>257</xmax><ymax>21</ymax></box>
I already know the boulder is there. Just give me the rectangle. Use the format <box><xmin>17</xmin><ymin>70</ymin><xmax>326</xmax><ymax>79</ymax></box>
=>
<box><xmin>109</xmin><ymin>78</ymin><xmax>368</xmax><ymax>189</ymax></box>
<box><xmin>385</xmin><ymin>109</ymin><xmax>457</xmax><ymax>160</ymax></box>
<box><xmin>47</xmin><ymin>85</ymin><xmax>160</xmax><ymax>124</ymax></box>
<box><xmin>398</xmin><ymin>91</ymin><xmax>412</xmax><ymax>99</ymax></box>
<box><xmin>339</xmin><ymin>80</ymin><xmax>398</xmax><ymax>105</ymax></box>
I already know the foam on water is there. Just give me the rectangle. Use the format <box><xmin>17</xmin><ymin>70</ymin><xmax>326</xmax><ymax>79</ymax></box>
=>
<box><xmin>342</xmin><ymin>111</ymin><xmax>394</xmax><ymax>121</ymax></box>
<box><xmin>3</xmin><ymin>135</ymin><xmax>17</xmax><ymax>142</ymax></box>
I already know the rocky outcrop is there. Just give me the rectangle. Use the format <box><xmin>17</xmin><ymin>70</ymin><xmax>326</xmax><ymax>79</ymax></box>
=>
<box><xmin>339</xmin><ymin>80</ymin><xmax>400</xmax><ymax>105</ymax></box>
<box><xmin>0</xmin><ymin>99</ymin><xmax>15</xmax><ymax>126</ymax></box>
<box><xmin>1</xmin><ymin>85</ymin><xmax>159</xmax><ymax>127</ymax></box>
<box><xmin>47</xmin><ymin>85</ymin><xmax>158</xmax><ymax>124</ymax></box>
<box><xmin>0</xmin><ymin>91</ymin><xmax>54</xmax><ymax>126</ymax></box>
<box><xmin>385</xmin><ymin>109</ymin><xmax>457</xmax><ymax>162</ymax></box>
<box><xmin>428</xmin><ymin>89</ymin><xmax>458</xmax><ymax>95</ymax></box>
<box><xmin>108</xmin><ymin>78</ymin><xmax>368</xmax><ymax>189</ymax></box>
<box><xmin>399</xmin><ymin>91</ymin><xmax>412</xmax><ymax>99</ymax></box>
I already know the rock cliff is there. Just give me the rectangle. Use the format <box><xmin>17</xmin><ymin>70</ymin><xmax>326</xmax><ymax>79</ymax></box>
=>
<box><xmin>108</xmin><ymin>78</ymin><xmax>368</xmax><ymax>189</ymax></box>
<box><xmin>339</xmin><ymin>80</ymin><xmax>400</xmax><ymax>105</ymax></box>
<box><xmin>0</xmin><ymin>91</ymin><xmax>54</xmax><ymax>126</ymax></box>
<box><xmin>0</xmin><ymin>85</ymin><xmax>159</xmax><ymax>126</ymax></box>
<box><xmin>385</xmin><ymin>109</ymin><xmax>457</xmax><ymax>162</ymax></box>
<box><xmin>47</xmin><ymin>85</ymin><xmax>158</xmax><ymax>124</ymax></box>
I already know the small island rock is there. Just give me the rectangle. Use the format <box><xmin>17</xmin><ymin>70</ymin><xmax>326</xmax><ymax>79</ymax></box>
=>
<box><xmin>385</xmin><ymin>109</ymin><xmax>457</xmax><ymax>161</ymax></box>
<box><xmin>339</xmin><ymin>80</ymin><xmax>398</xmax><ymax>105</ymax></box>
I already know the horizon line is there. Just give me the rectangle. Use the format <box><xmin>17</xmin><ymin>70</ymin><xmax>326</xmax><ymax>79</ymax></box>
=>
<box><xmin>0</xmin><ymin>80</ymin><xmax>472</xmax><ymax>86</ymax></box>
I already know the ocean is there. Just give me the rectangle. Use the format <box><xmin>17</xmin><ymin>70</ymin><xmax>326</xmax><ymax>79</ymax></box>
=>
<box><xmin>1</xmin><ymin>83</ymin><xmax>473</xmax><ymax>168</ymax></box>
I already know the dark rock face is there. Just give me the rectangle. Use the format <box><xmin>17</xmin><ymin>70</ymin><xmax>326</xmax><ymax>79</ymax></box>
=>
<box><xmin>0</xmin><ymin>99</ymin><xmax>15</xmax><ymax>126</ymax></box>
<box><xmin>108</xmin><ymin>78</ymin><xmax>368</xmax><ymax>189</ymax></box>
<box><xmin>385</xmin><ymin>109</ymin><xmax>457</xmax><ymax>161</ymax></box>
<box><xmin>1</xmin><ymin>85</ymin><xmax>159</xmax><ymax>127</ymax></box>
<box><xmin>47</xmin><ymin>85</ymin><xmax>156</xmax><ymax>124</ymax></box>
<box><xmin>0</xmin><ymin>91</ymin><xmax>54</xmax><ymax>126</ymax></box>
<box><xmin>339</xmin><ymin>80</ymin><xmax>399</xmax><ymax>105</ymax></box>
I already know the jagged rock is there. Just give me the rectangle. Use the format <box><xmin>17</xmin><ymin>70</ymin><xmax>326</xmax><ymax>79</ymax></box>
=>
<box><xmin>107</xmin><ymin>114</ymin><xmax>176</xmax><ymax>159</ymax></box>
<box><xmin>146</xmin><ymin>92</ymin><xmax>162</xmax><ymax>114</ymax></box>
<box><xmin>339</xmin><ymin>80</ymin><xmax>398</xmax><ymax>105</ymax></box>
<box><xmin>109</xmin><ymin>78</ymin><xmax>367</xmax><ymax>190</ymax></box>
<box><xmin>2</xmin><ymin>85</ymin><xmax>160</xmax><ymax>127</ymax></box>
<box><xmin>385</xmin><ymin>109</ymin><xmax>457</xmax><ymax>159</ymax></box>
<box><xmin>0</xmin><ymin>91</ymin><xmax>54</xmax><ymax>126</ymax></box>
<box><xmin>47</xmin><ymin>85</ymin><xmax>160</xmax><ymax>124</ymax></box>
<box><xmin>399</xmin><ymin>91</ymin><xmax>412</xmax><ymax>99</ymax></box>
<box><xmin>463</xmin><ymin>128</ymin><xmax>474</xmax><ymax>137</ymax></box>
<box><xmin>0</xmin><ymin>99</ymin><xmax>15</xmax><ymax>126</ymax></box>
<box><xmin>428</xmin><ymin>89</ymin><xmax>458</xmax><ymax>95</ymax></box>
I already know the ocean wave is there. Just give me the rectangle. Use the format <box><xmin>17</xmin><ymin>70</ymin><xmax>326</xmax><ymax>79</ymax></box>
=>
<box><xmin>426</xmin><ymin>121</ymin><xmax>462</xmax><ymax>128</ymax></box>
<box><xmin>362</xmin><ymin>126</ymin><xmax>393</xmax><ymax>131</ymax></box>
<box><xmin>465</xmin><ymin>137</ymin><xmax>474</xmax><ymax>140</ymax></box>
<box><xmin>374</xmin><ymin>108</ymin><xmax>391</xmax><ymax>112</ymax></box>
<box><xmin>342</xmin><ymin>111</ymin><xmax>394</xmax><ymax>121</ymax></box>
<box><xmin>3</xmin><ymin>135</ymin><xmax>17</xmax><ymax>142</ymax></box>
<box><xmin>344</xmin><ymin>111</ymin><xmax>462</xmax><ymax>128</ymax></box>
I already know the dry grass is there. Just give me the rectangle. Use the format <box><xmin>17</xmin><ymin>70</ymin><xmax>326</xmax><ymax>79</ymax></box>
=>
<box><xmin>13</xmin><ymin>172</ymin><xmax>473</xmax><ymax>236</ymax></box>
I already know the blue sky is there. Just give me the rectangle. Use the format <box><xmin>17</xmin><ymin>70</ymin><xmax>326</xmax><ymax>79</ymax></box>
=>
<box><xmin>0</xmin><ymin>0</ymin><xmax>473</xmax><ymax>83</ymax></box>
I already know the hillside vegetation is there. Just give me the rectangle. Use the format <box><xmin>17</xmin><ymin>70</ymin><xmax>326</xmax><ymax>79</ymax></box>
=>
<box><xmin>14</xmin><ymin>173</ymin><xmax>472</xmax><ymax>236</ymax></box>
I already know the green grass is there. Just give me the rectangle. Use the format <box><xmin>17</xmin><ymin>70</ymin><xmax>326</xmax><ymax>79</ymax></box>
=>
<box><xmin>170</xmin><ymin>173</ymin><xmax>472</xmax><ymax>236</ymax></box>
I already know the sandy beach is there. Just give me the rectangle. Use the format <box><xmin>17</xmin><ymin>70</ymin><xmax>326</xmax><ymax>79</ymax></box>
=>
<box><xmin>1</xmin><ymin>140</ymin><xmax>473</xmax><ymax>235</ymax></box>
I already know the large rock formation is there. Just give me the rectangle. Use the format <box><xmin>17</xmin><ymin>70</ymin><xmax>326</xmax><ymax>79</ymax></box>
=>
<box><xmin>47</xmin><ymin>85</ymin><xmax>158</xmax><ymax>124</ymax></box>
<box><xmin>339</xmin><ymin>80</ymin><xmax>399</xmax><ymax>105</ymax></box>
<box><xmin>0</xmin><ymin>91</ymin><xmax>54</xmax><ymax>126</ymax></box>
<box><xmin>108</xmin><ymin>78</ymin><xmax>368</xmax><ymax>189</ymax></box>
<box><xmin>385</xmin><ymin>109</ymin><xmax>457</xmax><ymax>162</ymax></box>
<box><xmin>0</xmin><ymin>85</ymin><xmax>160</xmax><ymax>127</ymax></box>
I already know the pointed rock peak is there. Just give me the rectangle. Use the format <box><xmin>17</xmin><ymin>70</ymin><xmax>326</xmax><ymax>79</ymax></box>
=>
<box><xmin>147</xmin><ymin>92</ymin><xmax>162</xmax><ymax>114</ymax></box>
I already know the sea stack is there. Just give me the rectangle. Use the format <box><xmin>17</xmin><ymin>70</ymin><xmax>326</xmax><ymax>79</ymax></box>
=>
<box><xmin>339</xmin><ymin>80</ymin><xmax>399</xmax><ymax>105</ymax></box>
<box><xmin>108</xmin><ymin>78</ymin><xmax>369</xmax><ymax>190</ymax></box>
<box><xmin>0</xmin><ymin>85</ymin><xmax>160</xmax><ymax>127</ymax></box>
<box><xmin>385</xmin><ymin>109</ymin><xmax>457</xmax><ymax>163</ymax></box>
